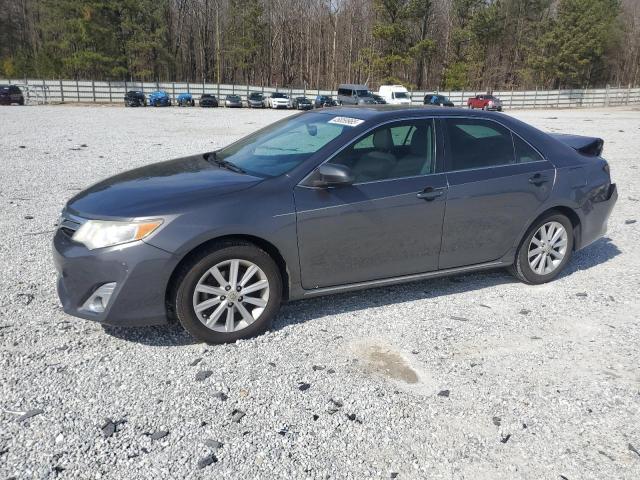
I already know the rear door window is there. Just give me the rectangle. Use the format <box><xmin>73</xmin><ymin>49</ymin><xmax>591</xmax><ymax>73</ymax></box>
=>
<box><xmin>513</xmin><ymin>135</ymin><xmax>544</xmax><ymax>163</ymax></box>
<box><xmin>445</xmin><ymin>118</ymin><xmax>515</xmax><ymax>171</ymax></box>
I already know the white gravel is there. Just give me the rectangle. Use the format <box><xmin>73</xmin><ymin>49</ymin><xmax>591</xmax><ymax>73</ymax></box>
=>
<box><xmin>1</xmin><ymin>105</ymin><xmax>639</xmax><ymax>480</ymax></box>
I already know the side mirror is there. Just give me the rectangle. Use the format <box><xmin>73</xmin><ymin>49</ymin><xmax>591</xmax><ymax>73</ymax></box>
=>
<box><xmin>306</xmin><ymin>164</ymin><xmax>354</xmax><ymax>188</ymax></box>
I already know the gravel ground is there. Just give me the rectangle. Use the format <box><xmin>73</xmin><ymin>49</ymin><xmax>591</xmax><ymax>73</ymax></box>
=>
<box><xmin>0</xmin><ymin>105</ymin><xmax>639</xmax><ymax>480</ymax></box>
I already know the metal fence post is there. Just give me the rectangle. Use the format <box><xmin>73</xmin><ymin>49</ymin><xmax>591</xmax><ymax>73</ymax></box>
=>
<box><xmin>60</xmin><ymin>79</ymin><xmax>65</xmax><ymax>103</ymax></box>
<box><xmin>92</xmin><ymin>80</ymin><xmax>96</xmax><ymax>102</ymax></box>
<box><xmin>605</xmin><ymin>84</ymin><xmax>610</xmax><ymax>107</ymax></box>
<box><xmin>76</xmin><ymin>79</ymin><xmax>80</xmax><ymax>102</ymax></box>
<box><xmin>534</xmin><ymin>87</ymin><xmax>538</xmax><ymax>109</ymax></box>
<box><xmin>42</xmin><ymin>79</ymin><xmax>48</xmax><ymax>104</ymax></box>
<box><xmin>108</xmin><ymin>81</ymin><xmax>112</xmax><ymax>103</ymax></box>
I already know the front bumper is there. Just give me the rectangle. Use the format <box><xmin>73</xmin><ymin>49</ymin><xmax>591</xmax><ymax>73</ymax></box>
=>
<box><xmin>53</xmin><ymin>229</ymin><xmax>178</xmax><ymax>327</ymax></box>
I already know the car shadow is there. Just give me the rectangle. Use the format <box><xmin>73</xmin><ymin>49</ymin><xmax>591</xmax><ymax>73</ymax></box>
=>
<box><xmin>102</xmin><ymin>236</ymin><xmax>620</xmax><ymax>346</ymax></box>
<box><xmin>557</xmin><ymin>236</ymin><xmax>620</xmax><ymax>278</ymax></box>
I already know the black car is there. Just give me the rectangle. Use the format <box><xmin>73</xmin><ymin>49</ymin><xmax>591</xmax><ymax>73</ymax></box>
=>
<box><xmin>54</xmin><ymin>106</ymin><xmax>617</xmax><ymax>344</ymax></box>
<box><xmin>424</xmin><ymin>94</ymin><xmax>454</xmax><ymax>107</ymax></box>
<box><xmin>371</xmin><ymin>94</ymin><xmax>387</xmax><ymax>104</ymax></box>
<box><xmin>292</xmin><ymin>97</ymin><xmax>313</xmax><ymax>110</ymax></box>
<box><xmin>247</xmin><ymin>92</ymin><xmax>265</xmax><ymax>108</ymax></box>
<box><xmin>314</xmin><ymin>95</ymin><xmax>337</xmax><ymax>108</ymax></box>
<box><xmin>0</xmin><ymin>85</ymin><xmax>25</xmax><ymax>105</ymax></box>
<box><xmin>199</xmin><ymin>94</ymin><xmax>219</xmax><ymax>107</ymax></box>
<box><xmin>124</xmin><ymin>91</ymin><xmax>146</xmax><ymax>107</ymax></box>
<box><xmin>225</xmin><ymin>94</ymin><xmax>243</xmax><ymax>108</ymax></box>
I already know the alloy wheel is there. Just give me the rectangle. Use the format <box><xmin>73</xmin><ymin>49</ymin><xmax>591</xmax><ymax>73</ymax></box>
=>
<box><xmin>192</xmin><ymin>259</ymin><xmax>270</xmax><ymax>332</ymax></box>
<box><xmin>527</xmin><ymin>221</ymin><xmax>568</xmax><ymax>275</ymax></box>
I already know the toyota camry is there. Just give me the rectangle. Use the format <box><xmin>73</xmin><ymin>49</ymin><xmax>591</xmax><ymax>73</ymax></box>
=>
<box><xmin>53</xmin><ymin>107</ymin><xmax>617</xmax><ymax>343</ymax></box>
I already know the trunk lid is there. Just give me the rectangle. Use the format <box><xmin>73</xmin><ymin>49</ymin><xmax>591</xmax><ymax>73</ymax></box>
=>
<box><xmin>550</xmin><ymin>133</ymin><xmax>604</xmax><ymax>157</ymax></box>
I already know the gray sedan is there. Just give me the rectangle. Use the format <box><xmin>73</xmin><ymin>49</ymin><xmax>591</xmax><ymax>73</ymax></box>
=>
<box><xmin>53</xmin><ymin>107</ymin><xmax>617</xmax><ymax>343</ymax></box>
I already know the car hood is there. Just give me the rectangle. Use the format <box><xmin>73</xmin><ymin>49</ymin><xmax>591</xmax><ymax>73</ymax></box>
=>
<box><xmin>66</xmin><ymin>155</ymin><xmax>263</xmax><ymax>218</ymax></box>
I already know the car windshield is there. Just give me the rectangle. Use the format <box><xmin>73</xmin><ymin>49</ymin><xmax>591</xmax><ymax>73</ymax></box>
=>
<box><xmin>249</xmin><ymin>93</ymin><xmax>263</xmax><ymax>99</ymax></box>
<box><xmin>214</xmin><ymin>113</ymin><xmax>349</xmax><ymax>178</ymax></box>
<box><xmin>202</xmin><ymin>94</ymin><xmax>214</xmax><ymax>98</ymax></box>
<box><xmin>394</xmin><ymin>92</ymin><xmax>409</xmax><ymax>99</ymax></box>
<box><xmin>272</xmin><ymin>93</ymin><xmax>287</xmax><ymax>98</ymax></box>
<box><xmin>356</xmin><ymin>90</ymin><xmax>371</xmax><ymax>97</ymax></box>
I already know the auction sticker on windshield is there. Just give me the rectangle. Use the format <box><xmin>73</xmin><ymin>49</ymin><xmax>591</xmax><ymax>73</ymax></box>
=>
<box><xmin>328</xmin><ymin>116</ymin><xmax>365</xmax><ymax>127</ymax></box>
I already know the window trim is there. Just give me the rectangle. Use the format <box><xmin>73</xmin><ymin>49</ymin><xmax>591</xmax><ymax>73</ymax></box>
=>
<box><xmin>440</xmin><ymin>116</ymin><xmax>548</xmax><ymax>174</ymax></box>
<box><xmin>298</xmin><ymin>116</ymin><xmax>440</xmax><ymax>188</ymax></box>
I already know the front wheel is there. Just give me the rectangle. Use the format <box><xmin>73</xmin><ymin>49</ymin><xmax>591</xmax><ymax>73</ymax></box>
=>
<box><xmin>173</xmin><ymin>241</ymin><xmax>282</xmax><ymax>343</ymax></box>
<box><xmin>508</xmin><ymin>213</ymin><xmax>574</xmax><ymax>284</ymax></box>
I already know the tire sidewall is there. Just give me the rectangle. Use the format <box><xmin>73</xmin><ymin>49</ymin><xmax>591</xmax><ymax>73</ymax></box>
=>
<box><xmin>175</xmin><ymin>244</ymin><xmax>282</xmax><ymax>344</ymax></box>
<box><xmin>517</xmin><ymin>213</ymin><xmax>574</xmax><ymax>284</ymax></box>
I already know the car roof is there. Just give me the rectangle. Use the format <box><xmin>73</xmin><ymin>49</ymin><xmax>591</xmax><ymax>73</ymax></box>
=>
<box><xmin>309</xmin><ymin>105</ymin><xmax>508</xmax><ymax>122</ymax></box>
<box><xmin>338</xmin><ymin>84</ymin><xmax>368</xmax><ymax>89</ymax></box>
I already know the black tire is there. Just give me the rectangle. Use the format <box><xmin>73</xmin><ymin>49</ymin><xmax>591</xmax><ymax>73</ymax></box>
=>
<box><xmin>172</xmin><ymin>241</ymin><xmax>282</xmax><ymax>344</ymax></box>
<box><xmin>508</xmin><ymin>212</ymin><xmax>574</xmax><ymax>284</ymax></box>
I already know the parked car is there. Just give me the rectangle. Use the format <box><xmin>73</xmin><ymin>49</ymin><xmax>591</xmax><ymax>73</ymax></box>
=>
<box><xmin>199</xmin><ymin>94</ymin><xmax>219</xmax><ymax>107</ymax></box>
<box><xmin>267</xmin><ymin>92</ymin><xmax>290</xmax><ymax>109</ymax></box>
<box><xmin>337</xmin><ymin>84</ymin><xmax>376</xmax><ymax>105</ymax></box>
<box><xmin>177</xmin><ymin>93</ymin><xmax>195</xmax><ymax>107</ymax></box>
<box><xmin>0</xmin><ymin>84</ymin><xmax>24</xmax><ymax>105</ymax></box>
<box><xmin>225</xmin><ymin>95</ymin><xmax>243</xmax><ymax>108</ymax></box>
<box><xmin>247</xmin><ymin>92</ymin><xmax>265</xmax><ymax>108</ymax></box>
<box><xmin>467</xmin><ymin>94</ymin><xmax>503</xmax><ymax>111</ymax></box>
<box><xmin>148</xmin><ymin>91</ymin><xmax>171</xmax><ymax>107</ymax></box>
<box><xmin>314</xmin><ymin>95</ymin><xmax>337</xmax><ymax>108</ymax></box>
<box><xmin>54</xmin><ymin>106</ymin><xmax>617</xmax><ymax>344</ymax></box>
<box><xmin>291</xmin><ymin>96</ymin><xmax>313</xmax><ymax>110</ymax></box>
<box><xmin>124</xmin><ymin>90</ymin><xmax>146</xmax><ymax>107</ymax></box>
<box><xmin>424</xmin><ymin>94</ymin><xmax>454</xmax><ymax>107</ymax></box>
<box><xmin>378</xmin><ymin>85</ymin><xmax>412</xmax><ymax>105</ymax></box>
<box><xmin>370</xmin><ymin>93</ymin><xmax>387</xmax><ymax>104</ymax></box>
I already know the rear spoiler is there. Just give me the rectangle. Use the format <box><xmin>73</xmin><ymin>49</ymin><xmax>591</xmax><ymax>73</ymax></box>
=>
<box><xmin>549</xmin><ymin>133</ymin><xmax>604</xmax><ymax>157</ymax></box>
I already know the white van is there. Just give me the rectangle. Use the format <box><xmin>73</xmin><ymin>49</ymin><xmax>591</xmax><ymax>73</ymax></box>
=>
<box><xmin>378</xmin><ymin>85</ymin><xmax>412</xmax><ymax>105</ymax></box>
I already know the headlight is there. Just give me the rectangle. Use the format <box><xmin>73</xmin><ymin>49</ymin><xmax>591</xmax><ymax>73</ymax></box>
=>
<box><xmin>72</xmin><ymin>219</ymin><xmax>163</xmax><ymax>250</ymax></box>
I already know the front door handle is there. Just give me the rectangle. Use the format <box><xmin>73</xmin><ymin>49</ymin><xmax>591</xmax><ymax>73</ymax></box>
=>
<box><xmin>417</xmin><ymin>186</ymin><xmax>445</xmax><ymax>201</ymax></box>
<box><xmin>528</xmin><ymin>173</ymin><xmax>549</xmax><ymax>186</ymax></box>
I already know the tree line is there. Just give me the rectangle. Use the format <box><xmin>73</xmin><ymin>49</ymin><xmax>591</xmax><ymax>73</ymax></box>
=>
<box><xmin>1</xmin><ymin>0</ymin><xmax>638</xmax><ymax>91</ymax></box>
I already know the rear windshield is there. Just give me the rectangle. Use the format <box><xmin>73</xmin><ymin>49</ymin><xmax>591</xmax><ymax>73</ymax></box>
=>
<box><xmin>215</xmin><ymin>113</ymin><xmax>351</xmax><ymax>177</ymax></box>
<box><xmin>356</xmin><ymin>90</ymin><xmax>371</xmax><ymax>97</ymax></box>
<box><xmin>394</xmin><ymin>92</ymin><xmax>409</xmax><ymax>99</ymax></box>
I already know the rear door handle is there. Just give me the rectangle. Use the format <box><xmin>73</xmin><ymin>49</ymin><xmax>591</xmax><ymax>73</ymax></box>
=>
<box><xmin>417</xmin><ymin>186</ymin><xmax>446</xmax><ymax>201</ymax></box>
<box><xmin>529</xmin><ymin>173</ymin><xmax>549</xmax><ymax>186</ymax></box>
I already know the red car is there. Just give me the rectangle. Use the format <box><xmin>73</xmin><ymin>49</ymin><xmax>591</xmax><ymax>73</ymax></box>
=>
<box><xmin>467</xmin><ymin>94</ymin><xmax>503</xmax><ymax>111</ymax></box>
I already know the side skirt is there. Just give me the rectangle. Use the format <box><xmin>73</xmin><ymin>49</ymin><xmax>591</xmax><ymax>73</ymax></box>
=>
<box><xmin>300</xmin><ymin>260</ymin><xmax>508</xmax><ymax>299</ymax></box>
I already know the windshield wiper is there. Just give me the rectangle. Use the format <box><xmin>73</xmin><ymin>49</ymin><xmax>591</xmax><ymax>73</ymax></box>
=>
<box><xmin>204</xmin><ymin>151</ymin><xmax>246</xmax><ymax>174</ymax></box>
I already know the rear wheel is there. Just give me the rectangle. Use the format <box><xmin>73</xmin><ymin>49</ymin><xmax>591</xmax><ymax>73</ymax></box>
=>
<box><xmin>508</xmin><ymin>213</ymin><xmax>573</xmax><ymax>284</ymax></box>
<box><xmin>173</xmin><ymin>241</ymin><xmax>282</xmax><ymax>344</ymax></box>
